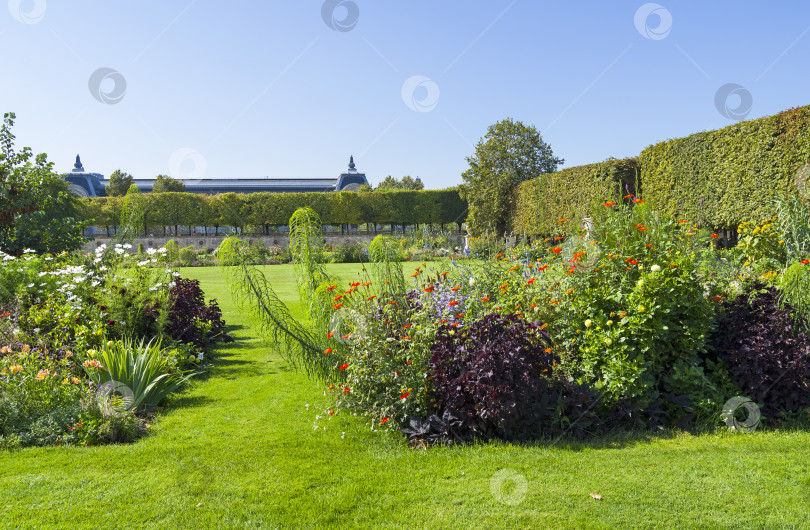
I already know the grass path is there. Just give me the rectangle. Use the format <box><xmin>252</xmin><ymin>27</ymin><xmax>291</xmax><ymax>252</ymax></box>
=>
<box><xmin>1</xmin><ymin>264</ymin><xmax>810</xmax><ymax>528</ymax></box>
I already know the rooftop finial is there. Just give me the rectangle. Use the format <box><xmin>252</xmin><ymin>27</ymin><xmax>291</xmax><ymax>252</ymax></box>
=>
<box><xmin>74</xmin><ymin>154</ymin><xmax>83</xmax><ymax>171</ymax></box>
<box><xmin>348</xmin><ymin>155</ymin><xmax>355</xmax><ymax>170</ymax></box>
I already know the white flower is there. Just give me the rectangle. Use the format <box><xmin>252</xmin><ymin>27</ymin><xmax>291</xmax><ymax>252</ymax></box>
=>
<box><xmin>94</xmin><ymin>257</ymin><xmax>102</xmax><ymax>264</ymax></box>
<box><xmin>173</xmin><ymin>272</ymin><xmax>180</xmax><ymax>277</ymax></box>
<box><xmin>604</xmin><ymin>338</ymin><xmax>612</xmax><ymax>345</ymax></box>
<box><xmin>123</xmin><ymin>244</ymin><xmax>132</xmax><ymax>249</ymax></box>
<box><xmin>468</xmin><ymin>277</ymin><xmax>475</xmax><ymax>286</ymax></box>
<box><xmin>23</xmin><ymin>248</ymin><xmax>36</xmax><ymax>254</ymax></box>
<box><xmin>38</xmin><ymin>272</ymin><xmax>47</xmax><ymax>277</ymax></box>
<box><xmin>137</xmin><ymin>260</ymin><xmax>150</xmax><ymax>267</ymax></box>
<box><xmin>584</xmin><ymin>319</ymin><xmax>593</xmax><ymax>328</ymax></box>
<box><xmin>146</xmin><ymin>248</ymin><xmax>157</xmax><ymax>255</ymax></box>
<box><xmin>91</xmin><ymin>281</ymin><xmax>100</xmax><ymax>287</ymax></box>
<box><xmin>44</xmin><ymin>257</ymin><xmax>52</xmax><ymax>261</ymax></box>
<box><xmin>114</xmin><ymin>248</ymin><xmax>124</xmax><ymax>255</ymax></box>
<box><xmin>168</xmin><ymin>282</ymin><xmax>176</xmax><ymax>288</ymax></box>
<box><xmin>650</xmin><ymin>264</ymin><xmax>661</xmax><ymax>273</ymax></box>
<box><xmin>158</xmin><ymin>248</ymin><xmax>168</xmax><ymax>254</ymax></box>
<box><xmin>27</xmin><ymin>283</ymin><xmax>34</xmax><ymax>288</ymax></box>
<box><xmin>99</xmin><ymin>266</ymin><xmax>108</xmax><ymax>271</ymax></box>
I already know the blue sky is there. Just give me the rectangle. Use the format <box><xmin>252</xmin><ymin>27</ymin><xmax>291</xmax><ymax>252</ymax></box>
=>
<box><xmin>1</xmin><ymin>1</ymin><xmax>808</xmax><ymax>188</ymax></box>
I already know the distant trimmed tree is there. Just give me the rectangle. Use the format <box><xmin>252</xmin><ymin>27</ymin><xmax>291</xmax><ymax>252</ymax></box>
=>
<box><xmin>151</xmin><ymin>174</ymin><xmax>185</xmax><ymax>193</ymax></box>
<box><xmin>375</xmin><ymin>175</ymin><xmax>424</xmax><ymax>191</ymax></box>
<box><xmin>105</xmin><ymin>169</ymin><xmax>134</xmax><ymax>196</ymax></box>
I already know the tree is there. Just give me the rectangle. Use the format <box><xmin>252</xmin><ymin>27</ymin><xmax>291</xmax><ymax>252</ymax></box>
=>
<box><xmin>375</xmin><ymin>175</ymin><xmax>424</xmax><ymax>191</ymax></box>
<box><xmin>0</xmin><ymin>112</ymin><xmax>86</xmax><ymax>256</ymax></box>
<box><xmin>151</xmin><ymin>174</ymin><xmax>185</xmax><ymax>193</ymax></box>
<box><xmin>105</xmin><ymin>169</ymin><xmax>135</xmax><ymax>196</ymax></box>
<box><xmin>460</xmin><ymin>118</ymin><xmax>563</xmax><ymax>236</ymax></box>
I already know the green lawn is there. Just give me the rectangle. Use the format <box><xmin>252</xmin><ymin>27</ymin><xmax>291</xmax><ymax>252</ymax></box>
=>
<box><xmin>2</xmin><ymin>264</ymin><xmax>810</xmax><ymax>528</ymax></box>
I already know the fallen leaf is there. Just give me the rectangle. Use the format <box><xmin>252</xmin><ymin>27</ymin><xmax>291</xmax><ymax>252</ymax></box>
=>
<box><xmin>590</xmin><ymin>493</ymin><xmax>602</xmax><ymax>501</ymax></box>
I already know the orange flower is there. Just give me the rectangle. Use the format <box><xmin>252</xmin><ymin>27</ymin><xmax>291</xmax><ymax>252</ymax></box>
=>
<box><xmin>544</xmin><ymin>347</ymin><xmax>552</xmax><ymax>353</ymax></box>
<box><xmin>326</xmin><ymin>285</ymin><xmax>336</xmax><ymax>291</ymax></box>
<box><xmin>530</xmin><ymin>303</ymin><xmax>537</xmax><ymax>309</ymax></box>
<box><xmin>551</xmin><ymin>247</ymin><xmax>562</xmax><ymax>254</ymax></box>
<box><xmin>327</xmin><ymin>332</ymin><xmax>334</xmax><ymax>338</ymax></box>
<box><xmin>333</xmin><ymin>294</ymin><xmax>343</xmax><ymax>301</ymax></box>
<box><xmin>538</xmin><ymin>265</ymin><xmax>549</xmax><ymax>271</ymax></box>
<box><xmin>510</xmin><ymin>265</ymin><xmax>519</xmax><ymax>272</ymax></box>
<box><xmin>481</xmin><ymin>296</ymin><xmax>490</xmax><ymax>301</ymax></box>
<box><xmin>633</xmin><ymin>198</ymin><xmax>643</xmax><ymax>203</ymax></box>
<box><xmin>402</xmin><ymin>336</ymin><xmax>411</xmax><ymax>340</ymax></box>
<box><xmin>625</xmin><ymin>258</ymin><xmax>638</xmax><ymax>265</ymax></box>
<box><xmin>603</xmin><ymin>201</ymin><xmax>615</xmax><ymax>207</ymax></box>
<box><xmin>554</xmin><ymin>236</ymin><xmax>564</xmax><ymax>241</ymax></box>
<box><xmin>457</xmin><ymin>313</ymin><xmax>466</xmax><ymax>318</ymax></box>
<box><xmin>367</xmin><ymin>295</ymin><xmax>377</xmax><ymax>300</ymax></box>
<box><xmin>559</xmin><ymin>218</ymin><xmax>567</xmax><ymax>223</ymax></box>
<box><xmin>410</xmin><ymin>272</ymin><xmax>419</xmax><ymax>277</ymax></box>
<box><xmin>449</xmin><ymin>301</ymin><xmax>458</xmax><ymax>306</ymax></box>
<box><xmin>802</xmin><ymin>259</ymin><xmax>810</xmax><ymax>264</ymax></box>
<box><xmin>619</xmin><ymin>313</ymin><xmax>627</xmax><ymax>318</ymax></box>
<box><xmin>500</xmin><ymin>284</ymin><xmax>509</xmax><ymax>290</ymax></box>
<box><xmin>638</xmin><ymin>226</ymin><xmax>648</xmax><ymax>232</ymax></box>
<box><xmin>566</xmin><ymin>288</ymin><xmax>573</xmax><ymax>294</ymax></box>
<box><xmin>549</xmin><ymin>299</ymin><xmax>560</xmax><ymax>304</ymax></box>
<box><xmin>389</xmin><ymin>301</ymin><xmax>397</xmax><ymax>305</ymax></box>
<box><xmin>624</xmin><ymin>194</ymin><xmax>634</xmax><ymax>199</ymax></box>
<box><xmin>424</xmin><ymin>286</ymin><xmax>435</xmax><ymax>293</ymax></box>
<box><xmin>324</xmin><ymin>347</ymin><xmax>333</xmax><ymax>354</ymax></box>
<box><xmin>441</xmin><ymin>271</ymin><xmax>450</xmax><ymax>276</ymax></box>
<box><xmin>679</xmin><ymin>220</ymin><xmax>689</xmax><ymax>224</ymax></box>
<box><xmin>527</xmin><ymin>278</ymin><xmax>535</xmax><ymax>284</ymax></box>
<box><xmin>540</xmin><ymin>323</ymin><xmax>548</xmax><ymax>330</ymax></box>
<box><xmin>495</xmin><ymin>253</ymin><xmax>503</xmax><ymax>259</ymax></box>
<box><xmin>341</xmin><ymin>334</ymin><xmax>351</xmax><ymax>339</ymax></box>
<box><xmin>339</xmin><ymin>363</ymin><xmax>349</xmax><ymax>370</ymax></box>
<box><xmin>343</xmin><ymin>387</ymin><xmax>350</xmax><ymax>393</ymax></box>
<box><xmin>363</xmin><ymin>282</ymin><xmax>372</xmax><ymax>286</ymax></box>
<box><xmin>332</xmin><ymin>303</ymin><xmax>343</xmax><ymax>309</ymax></box>
<box><xmin>451</xmin><ymin>286</ymin><xmax>461</xmax><ymax>292</ymax></box>
<box><xmin>711</xmin><ymin>234</ymin><xmax>719</xmax><ymax>239</ymax></box>
<box><xmin>380</xmin><ymin>417</ymin><xmax>390</xmax><ymax>424</ymax></box>
<box><xmin>646</xmin><ymin>244</ymin><xmax>654</xmax><ymax>248</ymax></box>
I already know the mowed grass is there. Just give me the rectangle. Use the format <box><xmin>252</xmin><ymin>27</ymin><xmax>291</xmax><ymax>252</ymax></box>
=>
<box><xmin>2</xmin><ymin>263</ymin><xmax>810</xmax><ymax>529</ymax></box>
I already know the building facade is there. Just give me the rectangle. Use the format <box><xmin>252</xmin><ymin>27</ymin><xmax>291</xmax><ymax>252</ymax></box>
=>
<box><xmin>63</xmin><ymin>155</ymin><xmax>370</xmax><ymax>196</ymax></box>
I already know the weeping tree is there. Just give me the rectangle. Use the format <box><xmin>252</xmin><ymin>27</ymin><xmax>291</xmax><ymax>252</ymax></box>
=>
<box><xmin>368</xmin><ymin>235</ymin><xmax>405</xmax><ymax>298</ymax></box>
<box><xmin>289</xmin><ymin>207</ymin><xmax>332</xmax><ymax>328</ymax></box>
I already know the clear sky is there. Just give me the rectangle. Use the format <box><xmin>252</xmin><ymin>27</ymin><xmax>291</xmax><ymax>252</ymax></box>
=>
<box><xmin>1</xmin><ymin>1</ymin><xmax>808</xmax><ymax>188</ymax></box>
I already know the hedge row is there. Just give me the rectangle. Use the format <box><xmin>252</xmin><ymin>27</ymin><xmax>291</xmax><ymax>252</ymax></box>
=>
<box><xmin>510</xmin><ymin>105</ymin><xmax>810</xmax><ymax>236</ymax></box>
<box><xmin>510</xmin><ymin>158</ymin><xmax>639</xmax><ymax>236</ymax></box>
<box><xmin>640</xmin><ymin>105</ymin><xmax>810</xmax><ymax>228</ymax></box>
<box><xmin>79</xmin><ymin>189</ymin><xmax>467</xmax><ymax>232</ymax></box>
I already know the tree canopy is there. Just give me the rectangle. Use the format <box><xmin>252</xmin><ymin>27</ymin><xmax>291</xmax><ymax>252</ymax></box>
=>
<box><xmin>460</xmin><ymin>118</ymin><xmax>563</xmax><ymax>236</ymax></box>
<box><xmin>151</xmin><ymin>174</ymin><xmax>186</xmax><ymax>193</ymax></box>
<box><xmin>105</xmin><ymin>169</ymin><xmax>134</xmax><ymax>196</ymax></box>
<box><xmin>375</xmin><ymin>175</ymin><xmax>424</xmax><ymax>191</ymax></box>
<box><xmin>0</xmin><ymin>112</ymin><xmax>86</xmax><ymax>255</ymax></box>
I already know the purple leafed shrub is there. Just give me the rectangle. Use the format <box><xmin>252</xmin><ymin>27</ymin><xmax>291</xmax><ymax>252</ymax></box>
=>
<box><xmin>428</xmin><ymin>313</ymin><xmax>556</xmax><ymax>441</ymax></box>
<box><xmin>709</xmin><ymin>285</ymin><xmax>810</xmax><ymax>414</ymax></box>
<box><xmin>166</xmin><ymin>278</ymin><xmax>230</xmax><ymax>348</ymax></box>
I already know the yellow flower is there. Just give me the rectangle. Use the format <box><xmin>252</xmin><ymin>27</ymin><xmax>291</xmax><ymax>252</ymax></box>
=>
<box><xmin>35</xmin><ymin>369</ymin><xmax>50</xmax><ymax>381</ymax></box>
<box><xmin>10</xmin><ymin>364</ymin><xmax>23</xmax><ymax>374</ymax></box>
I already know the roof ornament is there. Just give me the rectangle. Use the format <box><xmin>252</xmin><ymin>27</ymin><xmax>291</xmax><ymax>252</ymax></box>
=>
<box><xmin>348</xmin><ymin>155</ymin><xmax>355</xmax><ymax>170</ymax></box>
<box><xmin>74</xmin><ymin>154</ymin><xmax>84</xmax><ymax>171</ymax></box>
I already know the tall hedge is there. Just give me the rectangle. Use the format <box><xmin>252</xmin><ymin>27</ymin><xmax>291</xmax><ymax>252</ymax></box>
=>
<box><xmin>640</xmin><ymin>105</ymin><xmax>810</xmax><ymax>228</ymax></box>
<box><xmin>510</xmin><ymin>158</ymin><xmax>639</xmax><ymax>236</ymax></box>
<box><xmin>79</xmin><ymin>189</ymin><xmax>467</xmax><ymax>233</ymax></box>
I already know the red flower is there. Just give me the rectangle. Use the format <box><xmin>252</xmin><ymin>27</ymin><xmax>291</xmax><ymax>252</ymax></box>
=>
<box><xmin>363</xmin><ymin>282</ymin><xmax>372</xmax><ymax>286</ymax></box>
<box><xmin>332</xmin><ymin>303</ymin><xmax>343</xmax><ymax>309</ymax></box>
<box><xmin>538</xmin><ymin>265</ymin><xmax>548</xmax><ymax>271</ymax></box>
<box><xmin>343</xmin><ymin>387</ymin><xmax>350</xmax><ymax>393</ymax></box>
<box><xmin>107</xmin><ymin>320</ymin><xmax>115</xmax><ymax>326</ymax></box>
<box><xmin>711</xmin><ymin>234</ymin><xmax>719</xmax><ymax>239</ymax></box>
<box><xmin>400</xmin><ymin>392</ymin><xmax>410</xmax><ymax>400</ymax></box>
<box><xmin>341</xmin><ymin>334</ymin><xmax>351</xmax><ymax>339</ymax></box>
<box><xmin>402</xmin><ymin>336</ymin><xmax>411</xmax><ymax>340</ymax></box>
<box><xmin>324</xmin><ymin>347</ymin><xmax>333</xmax><ymax>354</ymax></box>
<box><xmin>451</xmin><ymin>286</ymin><xmax>461</xmax><ymax>292</ymax></box>
<box><xmin>424</xmin><ymin>286</ymin><xmax>435</xmax><ymax>293</ymax></box>
<box><xmin>326</xmin><ymin>285</ymin><xmax>335</xmax><ymax>291</ymax></box>
<box><xmin>646</xmin><ymin>244</ymin><xmax>653</xmax><ymax>248</ymax></box>
<box><xmin>380</xmin><ymin>417</ymin><xmax>390</xmax><ymax>424</ymax></box>
<box><xmin>679</xmin><ymin>220</ymin><xmax>689</xmax><ymax>224</ymax></box>
<box><xmin>495</xmin><ymin>253</ymin><xmax>503</xmax><ymax>259</ymax></box>
<box><xmin>0</xmin><ymin>312</ymin><xmax>10</xmax><ymax>318</ymax></box>
<box><xmin>457</xmin><ymin>312</ymin><xmax>466</xmax><ymax>318</ymax></box>
<box><xmin>333</xmin><ymin>295</ymin><xmax>343</xmax><ymax>301</ymax></box>
<box><xmin>559</xmin><ymin>218</ymin><xmax>567</xmax><ymax>223</ymax></box>
<box><xmin>402</xmin><ymin>324</ymin><xmax>411</xmax><ymax>329</ymax></box>
<box><xmin>339</xmin><ymin>363</ymin><xmax>349</xmax><ymax>370</ymax></box>
<box><xmin>551</xmin><ymin>247</ymin><xmax>562</xmax><ymax>254</ymax></box>
<box><xmin>712</xmin><ymin>295</ymin><xmax>723</xmax><ymax>302</ymax></box>
<box><xmin>625</xmin><ymin>258</ymin><xmax>638</xmax><ymax>265</ymax></box>
<box><xmin>603</xmin><ymin>201</ymin><xmax>615</xmax><ymax>207</ymax></box>
<box><xmin>449</xmin><ymin>301</ymin><xmax>458</xmax><ymax>306</ymax></box>
<box><xmin>633</xmin><ymin>198</ymin><xmax>643</xmax><ymax>203</ymax></box>
<box><xmin>624</xmin><ymin>194</ymin><xmax>634</xmax><ymax>199</ymax></box>
<box><xmin>406</xmin><ymin>360</ymin><xmax>412</xmax><ymax>364</ymax></box>
<box><xmin>389</xmin><ymin>301</ymin><xmax>397</xmax><ymax>305</ymax></box>
<box><xmin>366</xmin><ymin>295</ymin><xmax>377</xmax><ymax>300</ymax></box>
<box><xmin>441</xmin><ymin>271</ymin><xmax>450</xmax><ymax>276</ymax></box>
<box><xmin>802</xmin><ymin>259</ymin><xmax>810</xmax><ymax>264</ymax></box>
<box><xmin>481</xmin><ymin>296</ymin><xmax>490</xmax><ymax>301</ymax></box>
<box><xmin>527</xmin><ymin>278</ymin><xmax>535</xmax><ymax>284</ymax></box>
<box><xmin>554</xmin><ymin>236</ymin><xmax>564</xmax><ymax>241</ymax></box>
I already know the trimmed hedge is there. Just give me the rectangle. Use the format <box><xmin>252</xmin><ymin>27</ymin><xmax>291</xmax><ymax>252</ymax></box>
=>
<box><xmin>510</xmin><ymin>158</ymin><xmax>639</xmax><ymax>236</ymax></box>
<box><xmin>79</xmin><ymin>189</ymin><xmax>467</xmax><ymax>233</ymax></box>
<box><xmin>640</xmin><ymin>105</ymin><xmax>810</xmax><ymax>228</ymax></box>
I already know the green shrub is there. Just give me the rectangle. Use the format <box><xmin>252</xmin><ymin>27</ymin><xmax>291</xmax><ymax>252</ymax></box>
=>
<box><xmin>510</xmin><ymin>157</ymin><xmax>639</xmax><ymax>237</ymax></box>
<box><xmin>179</xmin><ymin>245</ymin><xmax>195</xmax><ymax>265</ymax></box>
<box><xmin>640</xmin><ymin>105</ymin><xmax>810</xmax><ymax>229</ymax></box>
<box><xmin>164</xmin><ymin>240</ymin><xmax>179</xmax><ymax>261</ymax></box>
